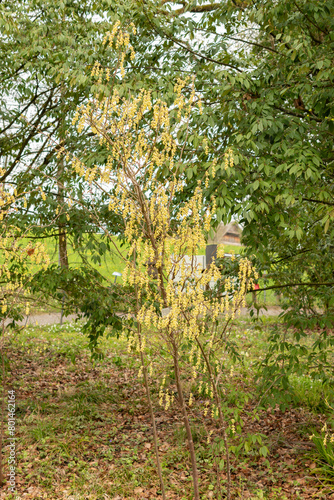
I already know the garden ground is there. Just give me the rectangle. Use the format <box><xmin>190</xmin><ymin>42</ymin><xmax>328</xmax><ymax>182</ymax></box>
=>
<box><xmin>1</xmin><ymin>317</ymin><xmax>333</xmax><ymax>499</ymax></box>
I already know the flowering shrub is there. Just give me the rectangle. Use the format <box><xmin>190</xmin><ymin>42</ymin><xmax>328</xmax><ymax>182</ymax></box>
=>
<box><xmin>67</xmin><ymin>21</ymin><xmax>258</xmax><ymax>499</ymax></box>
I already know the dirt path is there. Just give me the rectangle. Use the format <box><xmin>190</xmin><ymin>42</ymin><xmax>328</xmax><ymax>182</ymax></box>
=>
<box><xmin>6</xmin><ymin>312</ymin><xmax>78</xmax><ymax>327</ymax></box>
<box><xmin>241</xmin><ymin>305</ymin><xmax>284</xmax><ymax>317</ymax></box>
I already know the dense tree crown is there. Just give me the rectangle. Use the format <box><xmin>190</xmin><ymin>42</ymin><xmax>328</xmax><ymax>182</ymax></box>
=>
<box><xmin>1</xmin><ymin>0</ymin><xmax>333</xmax><ymax>351</ymax></box>
<box><xmin>119</xmin><ymin>0</ymin><xmax>334</xmax><ymax>320</ymax></box>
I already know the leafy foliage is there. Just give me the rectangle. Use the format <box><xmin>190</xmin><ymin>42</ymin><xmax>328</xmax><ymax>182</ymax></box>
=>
<box><xmin>0</xmin><ymin>0</ymin><xmax>126</xmax><ymax>286</ymax></box>
<box><xmin>118</xmin><ymin>0</ymin><xmax>334</xmax><ymax>386</ymax></box>
<box><xmin>30</xmin><ymin>264</ymin><xmax>124</xmax><ymax>351</ymax></box>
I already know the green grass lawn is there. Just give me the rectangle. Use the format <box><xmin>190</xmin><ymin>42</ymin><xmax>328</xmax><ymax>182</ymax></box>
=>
<box><xmin>40</xmin><ymin>238</ymin><xmax>244</xmax><ymax>283</ymax></box>
<box><xmin>1</xmin><ymin>236</ymin><xmax>280</xmax><ymax>310</ymax></box>
<box><xmin>35</xmin><ymin>235</ymin><xmax>126</xmax><ymax>282</ymax></box>
<box><xmin>16</xmin><ymin>236</ymin><xmax>244</xmax><ymax>280</ymax></box>
<box><xmin>1</xmin><ymin>317</ymin><xmax>333</xmax><ymax>499</ymax></box>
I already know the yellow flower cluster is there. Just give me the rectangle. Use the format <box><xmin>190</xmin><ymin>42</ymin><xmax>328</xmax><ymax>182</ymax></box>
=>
<box><xmin>0</xmin><ymin>184</ymin><xmax>16</xmax><ymax>221</ymax></box>
<box><xmin>101</xmin><ymin>21</ymin><xmax>135</xmax><ymax>78</ymax></box>
<box><xmin>224</xmin><ymin>149</ymin><xmax>234</xmax><ymax>170</ymax></box>
<box><xmin>174</xmin><ymin>76</ymin><xmax>196</xmax><ymax>120</ymax></box>
<box><xmin>310</xmin><ymin>422</ymin><xmax>334</xmax><ymax>447</ymax></box>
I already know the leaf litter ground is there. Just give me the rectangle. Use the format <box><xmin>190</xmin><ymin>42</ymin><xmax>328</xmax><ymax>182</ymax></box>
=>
<box><xmin>1</xmin><ymin>319</ymin><xmax>333</xmax><ymax>499</ymax></box>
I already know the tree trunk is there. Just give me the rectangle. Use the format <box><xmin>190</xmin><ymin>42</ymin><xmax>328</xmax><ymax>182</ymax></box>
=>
<box><xmin>173</xmin><ymin>347</ymin><xmax>200</xmax><ymax>500</ymax></box>
<box><xmin>57</xmin><ymin>140</ymin><xmax>68</xmax><ymax>270</ymax></box>
<box><xmin>58</xmin><ymin>224</ymin><xmax>68</xmax><ymax>269</ymax></box>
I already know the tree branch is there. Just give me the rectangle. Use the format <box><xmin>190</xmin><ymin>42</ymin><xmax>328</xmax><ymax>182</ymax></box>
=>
<box><xmin>302</xmin><ymin>197</ymin><xmax>334</xmax><ymax>207</ymax></box>
<box><xmin>141</xmin><ymin>3</ymin><xmax>242</xmax><ymax>72</ymax></box>
<box><xmin>275</xmin><ymin>106</ymin><xmax>322</xmax><ymax>123</ymax></box>
<box><xmin>248</xmin><ymin>281</ymin><xmax>334</xmax><ymax>293</ymax></box>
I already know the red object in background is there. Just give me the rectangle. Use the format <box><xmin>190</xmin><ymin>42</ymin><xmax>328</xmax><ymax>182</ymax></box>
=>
<box><xmin>27</xmin><ymin>248</ymin><xmax>35</xmax><ymax>256</ymax></box>
<box><xmin>254</xmin><ymin>283</ymin><xmax>260</xmax><ymax>290</ymax></box>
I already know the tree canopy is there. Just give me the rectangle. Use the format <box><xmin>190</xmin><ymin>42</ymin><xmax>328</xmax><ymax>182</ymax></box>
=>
<box><xmin>118</xmin><ymin>0</ymin><xmax>334</xmax><ymax>321</ymax></box>
<box><xmin>1</xmin><ymin>0</ymin><xmax>333</xmax><ymax>320</ymax></box>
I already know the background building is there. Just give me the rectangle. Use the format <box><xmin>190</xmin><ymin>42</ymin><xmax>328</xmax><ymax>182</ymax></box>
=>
<box><xmin>208</xmin><ymin>222</ymin><xmax>242</xmax><ymax>246</ymax></box>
